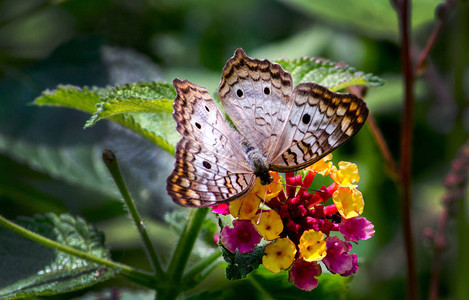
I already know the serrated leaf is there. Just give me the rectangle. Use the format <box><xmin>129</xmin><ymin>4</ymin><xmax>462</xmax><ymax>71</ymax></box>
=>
<box><xmin>276</xmin><ymin>57</ymin><xmax>384</xmax><ymax>92</ymax></box>
<box><xmin>34</xmin><ymin>83</ymin><xmax>179</xmax><ymax>154</ymax></box>
<box><xmin>221</xmin><ymin>245</ymin><xmax>264</xmax><ymax>280</ymax></box>
<box><xmin>0</xmin><ymin>213</ymin><xmax>119</xmax><ymax>299</ymax></box>
<box><xmin>84</xmin><ymin>82</ymin><xmax>175</xmax><ymax>128</ymax></box>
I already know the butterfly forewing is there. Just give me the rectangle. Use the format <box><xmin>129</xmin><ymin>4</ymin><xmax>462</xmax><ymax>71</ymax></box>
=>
<box><xmin>219</xmin><ymin>48</ymin><xmax>293</xmax><ymax>159</ymax></box>
<box><xmin>167</xmin><ymin>79</ymin><xmax>256</xmax><ymax>207</ymax></box>
<box><xmin>270</xmin><ymin>83</ymin><xmax>369</xmax><ymax>172</ymax></box>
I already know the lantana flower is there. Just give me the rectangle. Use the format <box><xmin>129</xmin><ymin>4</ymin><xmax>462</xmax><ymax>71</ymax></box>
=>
<box><xmin>214</xmin><ymin>154</ymin><xmax>374</xmax><ymax>291</ymax></box>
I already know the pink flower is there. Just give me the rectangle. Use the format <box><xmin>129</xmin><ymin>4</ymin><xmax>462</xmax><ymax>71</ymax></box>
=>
<box><xmin>341</xmin><ymin>253</ymin><xmax>358</xmax><ymax>277</ymax></box>
<box><xmin>211</xmin><ymin>203</ymin><xmax>230</xmax><ymax>215</ymax></box>
<box><xmin>220</xmin><ymin>220</ymin><xmax>261</xmax><ymax>253</ymax></box>
<box><xmin>288</xmin><ymin>259</ymin><xmax>322</xmax><ymax>291</ymax></box>
<box><xmin>339</xmin><ymin>216</ymin><xmax>375</xmax><ymax>242</ymax></box>
<box><xmin>322</xmin><ymin>236</ymin><xmax>355</xmax><ymax>275</ymax></box>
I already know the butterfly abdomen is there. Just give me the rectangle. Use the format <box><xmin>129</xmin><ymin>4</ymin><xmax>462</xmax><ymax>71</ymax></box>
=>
<box><xmin>243</xmin><ymin>141</ymin><xmax>272</xmax><ymax>185</ymax></box>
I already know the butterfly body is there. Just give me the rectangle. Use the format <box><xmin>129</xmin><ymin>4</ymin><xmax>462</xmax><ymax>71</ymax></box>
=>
<box><xmin>167</xmin><ymin>49</ymin><xmax>368</xmax><ymax>207</ymax></box>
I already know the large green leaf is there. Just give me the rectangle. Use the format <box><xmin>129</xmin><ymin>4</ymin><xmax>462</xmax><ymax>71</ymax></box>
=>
<box><xmin>281</xmin><ymin>0</ymin><xmax>440</xmax><ymax>40</ymax></box>
<box><xmin>0</xmin><ymin>213</ymin><xmax>119</xmax><ymax>299</ymax></box>
<box><xmin>34</xmin><ymin>82</ymin><xmax>178</xmax><ymax>154</ymax></box>
<box><xmin>276</xmin><ymin>57</ymin><xmax>384</xmax><ymax>92</ymax></box>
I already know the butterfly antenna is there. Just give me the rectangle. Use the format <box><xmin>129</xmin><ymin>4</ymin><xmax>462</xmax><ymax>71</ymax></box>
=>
<box><xmin>255</xmin><ymin>187</ymin><xmax>269</xmax><ymax>224</ymax></box>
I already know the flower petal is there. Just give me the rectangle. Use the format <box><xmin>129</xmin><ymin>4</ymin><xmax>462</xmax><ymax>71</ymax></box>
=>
<box><xmin>288</xmin><ymin>259</ymin><xmax>322</xmax><ymax>291</ymax></box>
<box><xmin>263</xmin><ymin>238</ymin><xmax>297</xmax><ymax>273</ymax></box>
<box><xmin>253</xmin><ymin>210</ymin><xmax>283</xmax><ymax>240</ymax></box>
<box><xmin>298</xmin><ymin>230</ymin><xmax>326</xmax><ymax>262</ymax></box>
<box><xmin>332</xmin><ymin>186</ymin><xmax>364</xmax><ymax>219</ymax></box>
<box><xmin>220</xmin><ymin>220</ymin><xmax>262</xmax><ymax>253</ymax></box>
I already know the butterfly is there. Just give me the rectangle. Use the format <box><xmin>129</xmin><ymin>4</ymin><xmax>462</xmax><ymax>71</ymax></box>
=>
<box><xmin>167</xmin><ymin>48</ymin><xmax>368</xmax><ymax>207</ymax></box>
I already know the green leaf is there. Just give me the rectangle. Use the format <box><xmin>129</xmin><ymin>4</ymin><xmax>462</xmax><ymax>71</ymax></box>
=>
<box><xmin>250</xmin><ymin>266</ymin><xmax>352</xmax><ymax>299</ymax></box>
<box><xmin>0</xmin><ymin>133</ymin><xmax>119</xmax><ymax>200</ymax></box>
<box><xmin>33</xmin><ymin>82</ymin><xmax>179</xmax><ymax>154</ymax></box>
<box><xmin>222</xmin><ymin>245</ymin><xmax>264</xmax><ymax>280</ymax></box>
<box><xmin>276</xmin><ymin>57</ymin><xmax>384</xmax><ymax>92</ymax></box>
<box><xmin>84</xmin><ymin>82</ymin><xmax>175</xmax><ymax>128</ymax></box>
<box><xmin>0</xmin><ymin>213</ymin><xmax>119</xmax><ymax>299</ymax></box>
<box><xmin>281</xmin><ymin>0</ymin><xmax>439</xmax><ymax>40</ymax></box>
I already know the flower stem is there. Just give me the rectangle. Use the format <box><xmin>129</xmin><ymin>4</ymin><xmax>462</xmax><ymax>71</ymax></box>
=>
<box><xmin>182</xmin><ymin>250</ymin><xmax>222</xmax><ymax>289</ymax></box>
<box><xmin>102</xmin><ymin>149</ymin><xmax>165</xmax><ymax>280</ymax></box>
<box><xmin>163</xmin><ymin>207</ymin><xmax>209</xmax><ymax>298</ymax></box>
<box><xmin>0</xmin><ymin>214</ymin><xmax>155</xmax><ymax>288</ymax></box>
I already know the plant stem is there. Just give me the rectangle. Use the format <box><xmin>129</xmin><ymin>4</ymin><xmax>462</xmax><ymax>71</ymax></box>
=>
<box><xmin>162</xmin><ymin>207</ymin><xmax>209</xmax><ymax>298</ymax></box>
<box><xmin>182</xmin><ymin>250</ymin><xmax>222</xmax><ymax>288</ymax></box>
<box><xmin>0</xmin><ymin>214</ymin><xmax>155</xmax><ymax>288</ymax></box>
<box><xmin>394</xmin><ymin>0</ymin><xmax>419</xmax><ymax>298</ymax></box>
<box><xmin>414</xmin><ymin>0</ymin><xmax>459</xmax><ymax>77</ymax></box>
<box><xmin>102</xmin><ymin>149</ymin><xmax>165</xmax><ymax>280</ymax></box>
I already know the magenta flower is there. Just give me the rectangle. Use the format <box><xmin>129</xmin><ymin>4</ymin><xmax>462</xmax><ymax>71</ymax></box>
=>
<box><xmin>288</xmin><ymin>259</ymin><xmax>322</xmax><ymax>291</ymax></box>
<box><xmin>339</xmin><ymin>216</ymin><xmax>375</xmax><ymax>242</ymax></box>
<box><xmin>220</xmin><ymin>220</ymin><xmax>262</xmax><ymax>253</ymax></box>
<box><xmin>322</xmin><ymin>236</ymin><xmax>354</xmax><ymax>275</ymax></box>
<box><xmin>341</xmin><ymin>253</ymin><xmax>358</xmax><ymax>277</ymax></box>
<box><xmin>211</xmin><ymin>203</ymin><xmax>230</xmax><ymax>215</ymax></box>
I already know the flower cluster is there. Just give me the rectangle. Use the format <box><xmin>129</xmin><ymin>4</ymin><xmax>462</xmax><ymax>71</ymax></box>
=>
<box><xmin>213</xmin><ymin>154</ymin><xmax>374</xmax><ymax>291</ymax></box>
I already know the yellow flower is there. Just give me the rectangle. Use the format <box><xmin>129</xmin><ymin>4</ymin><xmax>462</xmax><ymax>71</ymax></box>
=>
<box><xmin>332</xmin><ymin>186</ymin><xmax>364</xmax><ymax>219</ymax></box>
<box><xmin>253</xmin><ymin>210</ymin><xmax>283</xmax><ymax>240</ymax></box>
<box><xmin>230</xmin><ymin>194</ymin><xmax>261</xmax><ymax>220</ymax></box>
<box><xmin>298</xmin><ymin>230</ymin><xmax>326</xmax><ymax>262</ymax></box>
<box><xmin>330</xmin><ymin>161</ymin><xmax>360</xmax><ymax>187</ymax></box>
<box><xmin>263</xmin><ymin>238</ymin><xmax>297</xmax><ymax>273</ymax></box>
<box><xmin>306</xmin><ymin>154</ymin><xmax>333</xmax><ymax>176</ymax></box>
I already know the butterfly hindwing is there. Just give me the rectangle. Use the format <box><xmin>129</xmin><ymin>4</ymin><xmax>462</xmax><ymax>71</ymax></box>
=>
<box><xmin>167</xmin><ymin>79</ymin><xmax>256</xmax><ymax>207</ymax></box>
<box><xmin>271</xmin><ymin>83</ymin><xmax>369</xmax><ymax>171</ymax></box>
<box><xmin>219</xmin><ymin>48</ymin><xmax>293</xmax><ymax>159</ymax></box>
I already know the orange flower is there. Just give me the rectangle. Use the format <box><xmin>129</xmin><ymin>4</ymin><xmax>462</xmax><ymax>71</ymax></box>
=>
<box><xmin>306</xmin><ymin>153</ymin><xmax>333</xmax><ymax>176</ymax></box>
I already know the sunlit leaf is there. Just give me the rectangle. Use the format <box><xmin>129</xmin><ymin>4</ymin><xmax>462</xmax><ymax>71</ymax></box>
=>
<box><xmin>276</xmin><ymin>57</ymin><xmax>384</xmax><ymax>92</ymax></box>
<box><xmin>0</xmin><ymin>213</ymin><xmax>119</xmax><ymax>299</ymax></box>
<box><xmin>33</xmin><ymin>83</ymin><xmax>178</xmax><ymax>154</ymax></box>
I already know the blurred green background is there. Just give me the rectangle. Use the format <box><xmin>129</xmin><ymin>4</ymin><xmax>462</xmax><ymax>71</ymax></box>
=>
<box><xmin>0</xmin><ymin>0</ymin><xmax>468</xmax><ymax>299</ymax></box>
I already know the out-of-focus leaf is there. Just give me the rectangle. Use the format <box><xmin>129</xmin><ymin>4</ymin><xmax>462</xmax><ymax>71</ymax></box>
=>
<box><xmin>276</xmin><ymin>57</ymin><xmax>384</xmax><ymax>91</ymax></box>
<box><xmin>0</xmin><ymin>133</ymin><xmax>118</xmax><ymax>199</ymax></box>
<box><xmin>250</xmin><ymin>266</ymin><xmax>351</xmax><ymax>299</ymax></box>
<box><xmin>76</xmin><ymin>289</ymin><xmax>155</xmax><ymax>300</ymax></box>
<box><xmin>0</xmin><ymin>213</ymin><xmax>119</xmax><ymax>299</ymax></box>
<box><xmin>281</xmin><ymin>0</ymin><xmax>439</xmax><ymax>40</ymax></box>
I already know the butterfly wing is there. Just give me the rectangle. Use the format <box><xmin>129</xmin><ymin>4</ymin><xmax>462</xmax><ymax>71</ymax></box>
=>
<box><xmin>167</xmin><ymin>79</ymin><xmax>256</xmax><ymax>207</ymax></box>
<box><xmin>219</xmin><ymin>48</ymin><xmax>293</xmax><ymax>160</ymax></box>
<box><xmin>270</xmin><ymin>83</ymin><xmax>369</xmax><ymax>172</ymax></box>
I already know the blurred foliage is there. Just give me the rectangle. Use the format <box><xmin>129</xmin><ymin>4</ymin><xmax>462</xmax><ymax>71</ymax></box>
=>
<box><xmin>0</xmin><ymin>0</ymin><xmax>468</xmax><ymax>299</ymax></box>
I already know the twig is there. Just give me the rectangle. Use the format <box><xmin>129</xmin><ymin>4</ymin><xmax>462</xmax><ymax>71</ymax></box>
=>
<box><xmin>393</xmin><ymin>0</ymin><xmax>419</xmax><ymax>298</ymax></box>
<box><xmin>347</xmin><ymin>86</ymin><xmax>400</xmax><ymax>180</ymax></box>
<box><xmin>414</xmin><ymin>0</ymin><xmax>459</xmax><ymax>77</ymax></box>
